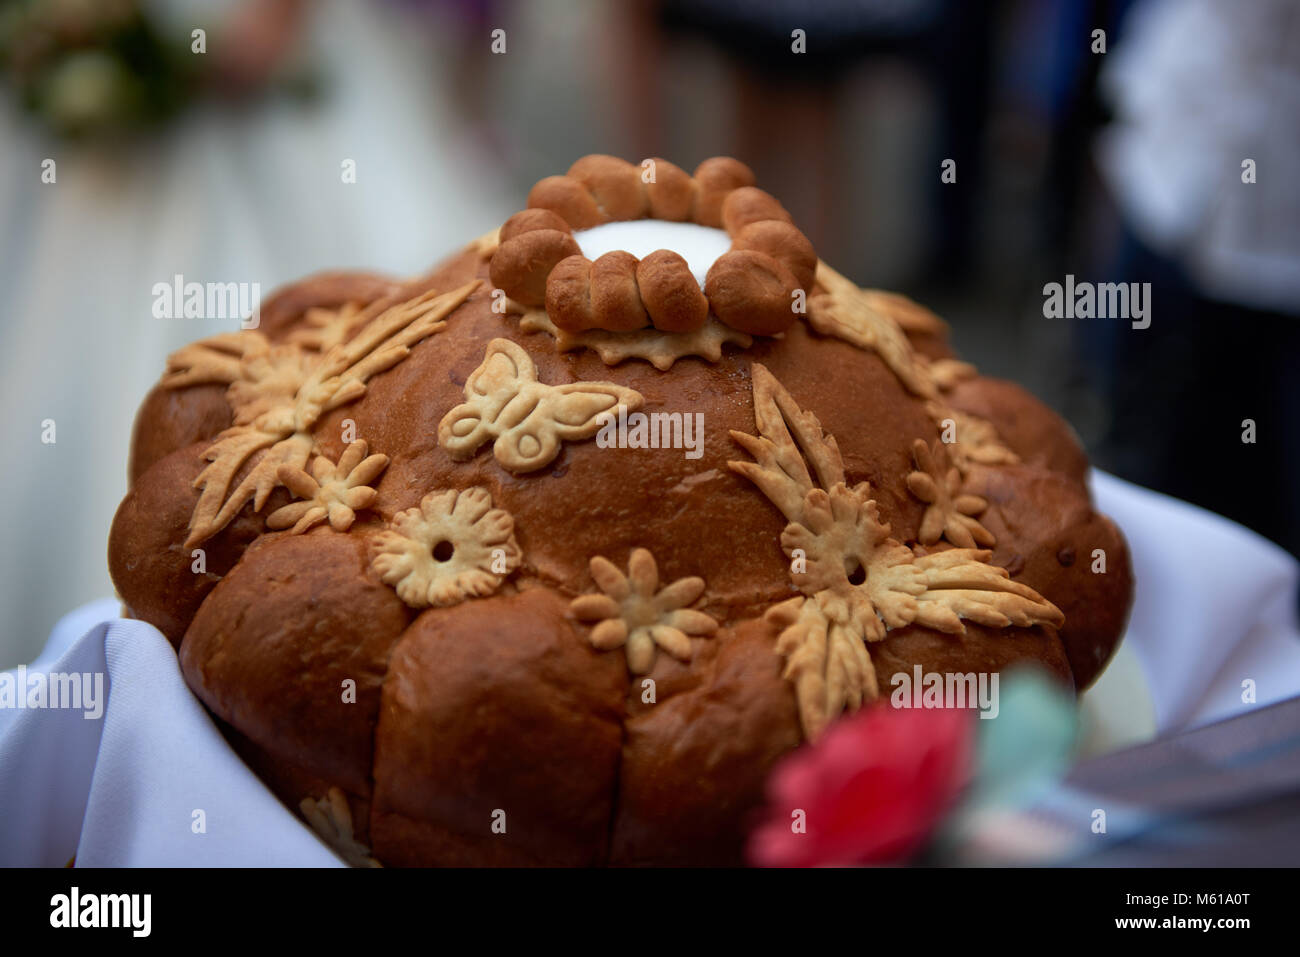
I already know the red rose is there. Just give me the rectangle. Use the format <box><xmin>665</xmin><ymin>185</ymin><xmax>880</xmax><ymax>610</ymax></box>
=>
<box><xmin>748</xmin><ymin>703</ymin><xmax>974</xmax><ymax>867</ymax></box>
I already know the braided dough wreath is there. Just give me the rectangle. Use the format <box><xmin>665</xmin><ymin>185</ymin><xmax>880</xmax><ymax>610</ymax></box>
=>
<box><xmin>489</xmin><ymin>155</ymin><xmax>816</xmax><ymax>337</ymax></box>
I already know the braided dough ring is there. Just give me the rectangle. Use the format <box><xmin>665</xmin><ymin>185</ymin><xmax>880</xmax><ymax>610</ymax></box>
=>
<box><xmin>489</xmin><ymin>155</ymin><xmax>816</xmax><ymax>337</ymax></box>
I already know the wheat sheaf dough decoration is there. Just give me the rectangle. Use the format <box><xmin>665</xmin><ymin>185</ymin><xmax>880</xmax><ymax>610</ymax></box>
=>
<box><xmin>284</xmin><ymin>301</ymin><xmax>368</xmax><ymax>353</ymax></box>
<box><xmin>490</xmin><ymin>155</ymin><xmax>816</xmax><ymax>339</ymax></box>
<box><xmin>570</xmin><ymin>548</ymin><xmax>718</xmax><ymax>675</ymax></box>
<box><xmin>300</xmin><ymin>788</ymin><xmax>381</xmax><ymax>868</ymax></box>
<box><xmin>370</xmin><ymin>487</ymin><xmax>521</xmax><ymax>609</ymax></box>
<box><xmin>906</xmin><ymin>438</ymin><xmax>995</xmax><ymax>549</ymax></box>
<box><xmin>438</xmin><ymin>337</ymin><xmax>643</xmax><ymax>472</ymax></box>
<box><xmin>729</xmin><ymin>364</ymin><xmax>1064</xmax><ymax>739</ymax></box>
<box><xmin>806</xmin><ymin>261</ymin><xmax>942</xmax><ymax>399</ymax></box>
<box><xmin>162</xmin><ymin>281</ymin><xmax>479</xmax><ymax>546</ymax></box>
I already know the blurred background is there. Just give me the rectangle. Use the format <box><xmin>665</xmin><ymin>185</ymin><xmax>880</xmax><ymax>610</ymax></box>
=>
<box><xmin>1</xmin><ymin>0</ymin><xmax>1297</xmax><ymax>667</ymax></box>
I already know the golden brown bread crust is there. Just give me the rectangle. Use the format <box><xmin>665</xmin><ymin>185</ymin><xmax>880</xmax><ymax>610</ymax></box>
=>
<box><xmin>107</xmin><ymin>165</ymin><xmax>1133</xmax><ymax>866</ymax></box>
<box><xmin>946</xmin><ymin>376</ymin><xmax>1092</xmax><ymax>484</ymax></box>
<box><xmin>635</xmin><ymin>250</ymin><xmax>709</xmax><ymax>332</ymax></box>
<box><xmin>610</xmin><ymin>615</ymin><xmax>802</xmax><ymax>865</ymax></box>
<box><xmin>958</xmin><ymin>465</ymin><xmax>1133</xmax><ymax>688</ymax></box>
<box><xmin>109</xmin><ymin>442</ymin><xmax>288</xmax><ymax>646</ymax></box>
<box><xmin>255</xmin><ymin>270</ymin><xmax>403</xmax><ymax>341</ymax></box>
<box><xmin>128</xmin><ymin>383</ymin><xmax>232</xmax><ymax>486</ymax></box>
<box><xmin>643</xmin><ymin>156</ymin><xmax>694</xmax><ymax>221</ymax></box>
<box><xmin>371</xmin><ymin>587</ymin><xmax>624</xmax><ymax>866</ymax></box>
<box><xmin>180</xmin><ymin>530</ymin><xmax>411</xmax><ymax>797</ymax></box>
<box><xmin>705</xmin><ymin>249</ymin><xmax>801</xmax><ymax>336</ymax></box>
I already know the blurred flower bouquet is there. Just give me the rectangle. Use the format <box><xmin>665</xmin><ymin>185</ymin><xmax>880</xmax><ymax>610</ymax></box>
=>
<box><xmin>0</xmin><ymin>0</ymin><xmax>194</xmax><ymax>134</ymax></box>
<box><xmin>0</xmin><ymin>0</ymin><xmax>319</xmax><ymax>137</ymax></box>
<box><xmin>749</xmin><ymin>670</ymin><xmax>1079</xmax><ymax>867</ymax></box>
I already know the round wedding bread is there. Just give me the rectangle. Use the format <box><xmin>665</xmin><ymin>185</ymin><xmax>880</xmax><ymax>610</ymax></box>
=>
<box><xmin>109</xmin><ymin>155</ymin><xmax>1133</xmax><ymax>866</ymax></box>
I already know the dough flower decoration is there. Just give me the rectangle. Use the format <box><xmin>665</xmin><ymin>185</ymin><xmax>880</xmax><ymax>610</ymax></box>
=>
<box><xmin>300</xmin><ymin>788</ymin><xmax>381</xmax><ymax>868</ymax></box>
<box><xmin>924</xmin><ymin>402</ymin><xmax>1021</xmax><ymax>473</ymax></box>
<box><xmin>729</xmin><ymin>364</ymin><xmax>1063</xmax><ymax>739</ymax></box>
<box><xmin>267</xmin><ymin>440</ymin><xmax>389</xmax><ymax>535</ymax></box>
<box><xmin>906</xmin><ymin>439</ymin><xmax>995</xmax><ymax>549</ymax></box>
<box><xmin>570</xmin><ymin>548</ymin><xmax>718</xmax><ymax>674</ymax></box>
<box><xmin>439</xmin><ymin>337</ymin><xmax>643</xmax><ymax>472</ymax></box>
<box><xmin>807</xmin><ymin>261</ymin><xmax>936</xmax><ymax>399</ymax></box>
<box><xmin>370</xmin><ymin>487</ymin><xmax>521</xmax><ymax>609</ymax></box>
<box><xmin>162</xmin><ymin>281</ymin><xmax>478</xmax><ymax>546</ymax></box>
<box><xmin>491</xmin><ymin>154</ymin><xmax>816</xmax><ymax>338</ymax></box>
<box><xmin>284</xmin><ymin>302</ymin><xmax>368</xmax><ymax>353</ymax></box>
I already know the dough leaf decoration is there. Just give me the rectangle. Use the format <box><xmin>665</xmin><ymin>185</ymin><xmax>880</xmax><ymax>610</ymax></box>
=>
<box><xmin>729</xmin><ymin>364</ymin><xmax>1063</xmax><ymax>739</ymax></box>
<box><xmin>163</xmin><ymin>281</ymin><xmax>478</xmax><ymax>546</ymax></box>
<box><xmin>807</xmin><ymin>261</ymin><xmax>936</xmax><ymax>398</ymax></box>
<box><xmin>300</xmin><ymin>788</ymin><xmax>381</xmax><ymax>868</ymax></box>
<box><xmin>285</xmin><ymin>302</ymin><xmax>368</xmax><ymax>353</ymax></box>
<box><xmin>923</xmin><ymin>401</ymin><xmax>1021</xmax><ymax>473</ymax></box>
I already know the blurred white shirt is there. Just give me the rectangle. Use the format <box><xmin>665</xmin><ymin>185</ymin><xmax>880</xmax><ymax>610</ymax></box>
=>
<box><xmin>1096</xmin><ymin>0</ymin><xmax>1300</xmax><ymax>314</ymax></box>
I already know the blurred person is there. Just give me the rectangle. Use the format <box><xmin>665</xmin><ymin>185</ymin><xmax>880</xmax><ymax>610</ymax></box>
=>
<box><xmin>1085</xmin><ymin>0</ymin><xmax>1300</xmax><ymax>556</ymax></box>
<box><xmin>0</xmin><ymin>0</ymin><xmax>511</xmax><ymax>667</ymax></box>
<box><xmin>615</xmin><ymin>0</ymin><xmax>992</xmax><ymax>275</ymax></box>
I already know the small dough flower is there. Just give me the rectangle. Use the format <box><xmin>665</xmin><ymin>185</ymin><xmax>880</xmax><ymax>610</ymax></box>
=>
<box><xmin>370</xmin><ymin>487</ymin><xmax>520</xmax><ymax>608</ymax></box>
<box><xmin>906</xmin><ymin>438</ymin><xmax>994</xmax><ymax>549</ymax></box>
<box><xmin>570</xmin><ymin>548</ymin><xmax>717</xmax><ymax>674</ymax></box>
<box><xmin>779</xmin><ymin>483</ymin><xmax>926</xmax><ymax>643</ymax></box>
<box><xmin>268</xmin><ymin>440</ymin><xmax>389</xmax><ymax>534</ymax></box>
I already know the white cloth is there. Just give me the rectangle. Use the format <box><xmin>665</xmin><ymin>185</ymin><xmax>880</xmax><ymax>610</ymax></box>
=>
<box><xmin>2</xmin><ymin>472</ymin><xmax>1297</xmax><ymax>866</ymax></box>
<box><xmin>1090</xmin><ymin>471</ymin><xmax>1300</xmax><ymax>732</ymax></box>
<box><xmin>0</xmin><ymin>599</ymin><xmax>343</xmax><ymax>867</ymax></box>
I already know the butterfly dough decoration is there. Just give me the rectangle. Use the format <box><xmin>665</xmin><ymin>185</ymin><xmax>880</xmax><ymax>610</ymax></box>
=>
<box><xmin>438</xmin><ymin>337</ymin><xmax>644</xmax><ymax>472</ymax></box>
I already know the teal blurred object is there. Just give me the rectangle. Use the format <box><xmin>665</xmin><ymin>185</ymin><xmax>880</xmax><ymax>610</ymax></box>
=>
<box><xmin>929</xmin><ymin>667</ymin><xmax>1079</xmax><ymax>861</ymax></box>
<box><xmin>965</xmin><ymin>667</ymin><xmax>1079</xmax><ymax>813</ymax></box>
<box><xmin>947</xmin><ymin>695</ymin><xmax>1300</xmax><ymax>866</ymax></box>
